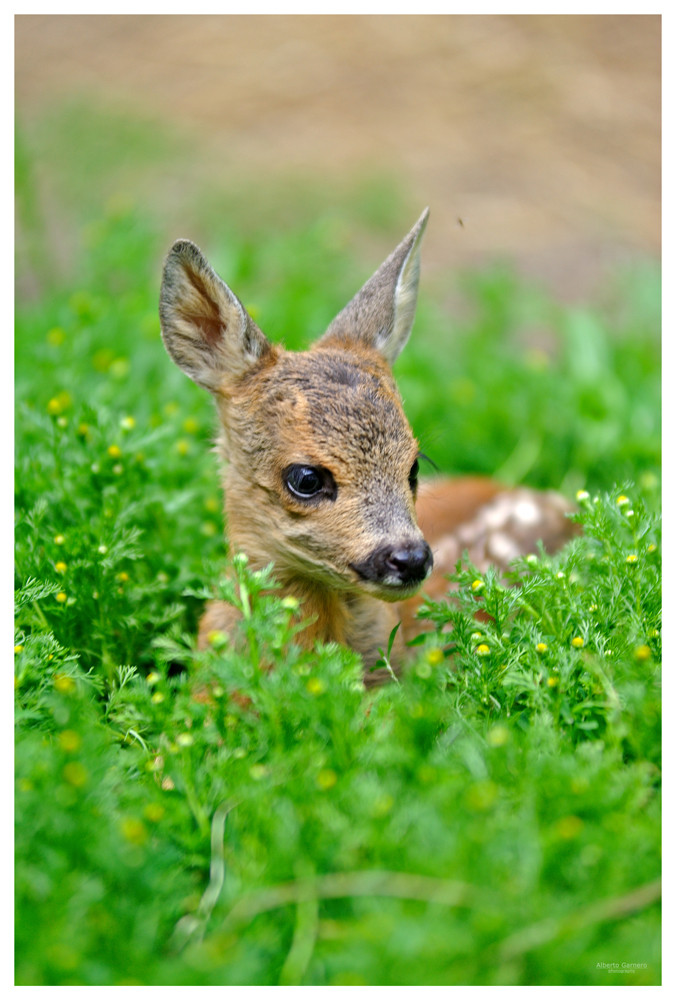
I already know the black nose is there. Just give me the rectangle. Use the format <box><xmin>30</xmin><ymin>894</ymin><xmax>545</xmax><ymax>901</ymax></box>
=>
<box><xmin>352</xmin><ymin>539</ymin><xmax>433</xmax><ymax>587</ymax></box>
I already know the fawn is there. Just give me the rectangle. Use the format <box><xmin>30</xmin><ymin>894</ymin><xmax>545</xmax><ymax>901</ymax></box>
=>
<box><xmin>159</xmin><ymin>209</ymin><xmax>574</xmax><ymax>684</ymax></box>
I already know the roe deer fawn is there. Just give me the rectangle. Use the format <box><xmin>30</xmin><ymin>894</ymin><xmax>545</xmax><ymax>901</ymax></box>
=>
<box><xmin>159</xmin><ymin>209</ymin><xmax>574</xmax><ymax>684</ymax></box>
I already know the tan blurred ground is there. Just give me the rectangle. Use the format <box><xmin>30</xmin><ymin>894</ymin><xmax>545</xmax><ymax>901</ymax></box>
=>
<box><xmin>15</xmin><ymin>14</ymin><xmax>660</xmax><ymax>299</ymax></box>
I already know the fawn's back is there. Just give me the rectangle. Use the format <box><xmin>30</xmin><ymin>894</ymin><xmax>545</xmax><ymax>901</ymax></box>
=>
<box><xmin>159</xmin><ymin>210</ymin><xmax>575</xmax><ymax>682</ymax></box>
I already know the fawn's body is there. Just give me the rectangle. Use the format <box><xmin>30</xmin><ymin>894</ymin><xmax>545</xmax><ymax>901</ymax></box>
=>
<box><xmin>160</xmin><ymin>210</ymin><xmax>574</xmax><ymax>683</ymax></box>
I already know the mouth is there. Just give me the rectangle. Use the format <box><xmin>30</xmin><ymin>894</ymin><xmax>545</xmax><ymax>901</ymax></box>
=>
<box><xmin>356</xmin><ymin>576</ymin><xmax>428</xmax><ymax>603</ymax></box>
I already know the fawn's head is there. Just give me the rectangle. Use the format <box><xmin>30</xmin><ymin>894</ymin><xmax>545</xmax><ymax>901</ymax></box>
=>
<box><xmin>159</xmin><ymin>210</ymin><xmax>433</xmax><ymax>601</ymax></box>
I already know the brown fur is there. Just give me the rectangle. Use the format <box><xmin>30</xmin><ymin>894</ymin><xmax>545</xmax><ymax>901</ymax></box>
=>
<box><xmin>159</xmin><ymin>211</ymin><xmax>576</xmax><ymax>684</ymax></box>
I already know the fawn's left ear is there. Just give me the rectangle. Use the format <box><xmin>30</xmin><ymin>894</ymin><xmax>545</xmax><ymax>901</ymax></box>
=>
<box><xmin>318</xmin><ymin>208</ymin><xmax>429</xmax><ymax>365</ymax></box>
<box><xmin>159</xmin><ymin>239</ymin><xmax>271</xmax><ymax>394</ymax></box>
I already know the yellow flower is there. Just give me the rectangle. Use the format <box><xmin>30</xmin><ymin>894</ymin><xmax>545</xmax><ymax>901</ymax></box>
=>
<box><xmin>317</xmin><ymin>768</ymin><xmax>337</xmax><ymax>790</ymax></box>
<box><xmin>55</xmin><ymin>561</ymin><xmax>67</xmax><ymax>574</ymax></box>
<box><xmin>536</xmin><ymin>642</ymin><xmax>548</xmax><ymax>653</ymax></box>
<box><xmin>466</xmin><ymin>780</ymin><xmax>498</xmax><ymax>811</ymax></box>
<box><xmin>572</xmin><ymin>636</ymin><xmax>585</xmax><ymax>648</ymax></box>
<box><xmin>151</xmin><ymin>692</ymin><xmax>165</xmax><ymax>704</ymax></box>
<box><xmin>576</xmin><ymin>489</ymin><xmax>590</xmax><ymax>502</ymax></box>
<box><xmin>63</xmin><ymin>762</ymin><xmax>88</xmax><ymax>787</ymax></box>
<box><xmin>120</xmin><ymin>416</ymin><xmax>135</xmax><ymax>430</ymax></box>
<box><xmin>176</xmin><ymin>439</ymin><xmax>190</xmax><ymax>456</ymax></box>
<box><xmin>616</xmin><ymin>495</ymin><xmax>630</xmax><ymax>506</ymax></box>
<box><xmin>471</xmin><ymin>579</ymin><xmax>484</xmax><ymax>592</ymax></box>
<box><xmin>487</xmin><ymin>725</ymin><xmax>510</xmax><ymax>747</ymax></box>
<box><xmin>626</xmin><ymin>554</ymin><xmax>638</xmax><ymax>564</ymax></box>
<box><xmin>176</xmin><ymin>733</ymin><xmax>194</xmax><ymax>747</ymax></box>
<box><xmin>120</xmin><ymin>817</ymin><xmax>148</xmax><ymax>845</ymax></box>
<box><xmin>54</xmin><ymin>674</ymin><xmax>76</xmax><ymax>694</ymax></box>
<box><xmin>144</xmin><ymin>803</ymin><xmax>165</xmax><ymax>823</ymax></box>
<box><xmin>56</xmin><ymin>592</ymin><xmax>68</xmax><ymax>603</ymax></box>
<box><xmin>183</xmin><ymin>417</ymin><xmax>199</xmax><ymax>434</ymax></box>
<box><xmin>547</xmin><ymin>676</ymin><xmax>559</xmax><ymax>687</ymax></box>
<box><xmin>207</xmin><ymin>629</ymin><xmax>228</xmax><ymax>649</ymax></box>
<box><xmin>306</xmin><ymin>677</ymin><xmax>325</xmax><ymax>695</ymax></box>
<box><xmin>476</xmin><ymin>644</ymin><xmax>490</xmax><ymax>656</ymax></box>
<box><xmin>47</xmin><ymin>326</ymin><xmax>66</xmax><ymax>346</ymax></box>
<box><xmin>107</xmin><ymin>444</ymin><xmax>122</xmax><ymax>459</ymax></box>
<box><xmin>555</xmin><ymin>815</ymin><xmax>584</xmax><ymax>840</ymax></box>
<box><xmin>47</xmin><ymin>398</ymin><xmax>63</xmax><ymax>415</ymax></box>
<box><xmin>58</xmin><ymin>730</ymin><xmax>81</xmax><ymax>752</ymax></box>
<box><xmin>117</xmin><ymin>571</ymin><xmax>129</xmax><ymax>582</ymax></box>
<box><xmin>110</xmin><ymin>358</ymin><xmax>129</xmax><ymax>378</ymax></box>
<box><xmin>425</xmin><ymin>647</ymin><xmax>444</xmax><ymax>667</ymax></box>
<box><xmin>54</xmin><ymin>534</ymin><xmax>65</xmax><ymax>545</ymax></box>
<box><xmin>14</xmin><ymin>644</ymin><xmax>24</xmax><ymax>654</ymax></box>
<box><xmin>634</xmin><ymin>645</ymin><xmax>652</xmax><ymax>662</ymax></box>
<box><xmin>372</xmin><ymin>794</ymin><xmax>394</xmax><ymax>816</ymax></box>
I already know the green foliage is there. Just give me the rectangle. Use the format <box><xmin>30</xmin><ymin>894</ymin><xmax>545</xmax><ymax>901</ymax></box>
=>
<box><xmin>419</xmin><ymin>488</ymin><xmax>661</xmax><ymax>760</ymax></box>
<box><xmin>15</xmin><ymin>113</ymin><xmax>660</xmax><ymax>985</ymax></box>
<box><xmin>15</xmin><ymin>524</ymin><xmax>661</xmax><ymax>985</ymax></box>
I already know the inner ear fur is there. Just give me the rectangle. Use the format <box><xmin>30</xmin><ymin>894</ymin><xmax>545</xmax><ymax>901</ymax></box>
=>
<box><xmin>159</xmin><ymin>239</ymin><xmax>271</xmax><ymax>393</ymax></box>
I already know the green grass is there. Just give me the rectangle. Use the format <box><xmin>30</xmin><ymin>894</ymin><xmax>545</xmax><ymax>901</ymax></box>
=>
<box><xmin>14</xmin><ymin>107</ymin><xmax>661</xmax><ymax>985</ymax></box>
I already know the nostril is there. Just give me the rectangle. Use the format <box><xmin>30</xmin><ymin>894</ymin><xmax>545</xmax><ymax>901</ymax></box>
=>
<box><xmin>351</xmin><ymin>539</ymin><xmax>433</xmax><ymax>587</ymax></box>
<box><xmin>384</xmin><ymin>541</ymin><xmax>433</xmax><ymax>582</ymax></box>
<box><xmin>387</xmin><ymin>544</ymin><xmax>425</xmax><ymax>570</ymax></box>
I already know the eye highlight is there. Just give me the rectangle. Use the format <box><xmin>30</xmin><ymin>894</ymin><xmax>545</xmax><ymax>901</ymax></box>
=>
<box><xmin>283</xmin><ymin>464</ymin><xmax>337</xmax><ymax>502</ymax></box>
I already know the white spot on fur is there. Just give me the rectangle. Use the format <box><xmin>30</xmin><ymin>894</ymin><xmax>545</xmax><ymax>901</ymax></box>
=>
<box><xmin>487</xmin><ymin>531</ymin><xmax>521</xmax><ymax>563</ymax></box>
<box><xmin>513</xmin><ymin>498</ymin><xmax>541</xmax><ymax>525</ymax></box>
<box><xmin>483</xmin><ymin>501</ymin><xmax>512</xmax><ymax>529</ymax></box>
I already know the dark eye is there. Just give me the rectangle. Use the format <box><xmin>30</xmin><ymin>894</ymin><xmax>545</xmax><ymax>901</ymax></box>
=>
<box><xmin>409</xmin><ymin>458</ymin><xmax>420</xmax><ymax>492</ymax></box>
<box><xmin>284</xmin><ymin>464</ymin><xmax>336</xmax><ymax>501</ymax></box>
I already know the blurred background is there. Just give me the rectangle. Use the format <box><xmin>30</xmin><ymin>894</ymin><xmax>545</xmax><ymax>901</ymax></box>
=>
<box><xmin>16</xmin><ymin>14</ymin><xmax>660</xmax><ymax>301</ymax></box>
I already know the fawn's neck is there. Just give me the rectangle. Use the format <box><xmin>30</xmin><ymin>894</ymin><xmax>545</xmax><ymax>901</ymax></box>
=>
<box><xmin>225</xmin><ymin>485</ymin><xmax>401</xmax><ymax>670</ymax></box>
<box><xmin>281</xmin><ymin>572</ymin><xmax>402</xmax><ymax>670</ymax></box>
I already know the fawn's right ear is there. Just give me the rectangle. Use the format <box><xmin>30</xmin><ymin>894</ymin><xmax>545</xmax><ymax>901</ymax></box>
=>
<box><xmin>317</xmin><ymin>208</ymin><xmax>429</xmax><ymax>366</ymax></box>
<box><xmin>159</xmin><ymin>240</ymin><xmax>271</xmax><ymax>393</ymax></box>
